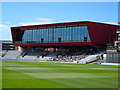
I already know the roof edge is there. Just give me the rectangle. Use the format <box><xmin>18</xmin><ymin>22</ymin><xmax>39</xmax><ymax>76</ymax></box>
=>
<box><xmin>11</xmin><ymin>21</ymin><xmax>118</xmax><ymax>29</ymax></box>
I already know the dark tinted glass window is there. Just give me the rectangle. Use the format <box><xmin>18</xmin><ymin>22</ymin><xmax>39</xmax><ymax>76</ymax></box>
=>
<box><xmin>20</xmin><ymin>25</ymin><xmax>90</xmax><ymax>43</ymax></box>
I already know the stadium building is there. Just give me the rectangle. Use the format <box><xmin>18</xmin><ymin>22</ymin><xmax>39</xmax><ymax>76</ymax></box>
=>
<box><xmin>1</xmin><ymin>40</ymin><xmax>15</xmax><ymax>50</ymax></box>
<box><xmin>7</xmin><ymin>21</ymin><xmax>119</xmax><ymax>63</ymax></box>
<box><xmin>11</xmin><ymin>21</ymin><xmax>118</xmax><ymax>48</ymax></box>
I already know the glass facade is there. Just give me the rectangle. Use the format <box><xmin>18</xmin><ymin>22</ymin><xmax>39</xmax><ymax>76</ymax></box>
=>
<box><xmin>18</xmin><ymin>25</ymin><xmax>90</xmax><ymax>43</ymax></box>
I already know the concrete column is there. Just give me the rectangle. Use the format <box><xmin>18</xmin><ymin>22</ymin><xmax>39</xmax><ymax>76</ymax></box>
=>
<box><xmin>15</xmin><ymin>46</ymin><xmax>18</xmax><ymax>51</ymax></box>
<box><xmin>18</xmin><ymin>46</ymin><xmax>23</xmax><ymax>52</ymax></box>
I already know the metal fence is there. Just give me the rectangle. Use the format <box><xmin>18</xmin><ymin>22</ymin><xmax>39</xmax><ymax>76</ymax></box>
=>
<box><xmin>106</xmin><ymin>52</ymin><xmax>120</xmax><ymax>63</ymax></box>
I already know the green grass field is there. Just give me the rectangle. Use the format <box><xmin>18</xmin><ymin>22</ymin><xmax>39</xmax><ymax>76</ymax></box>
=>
<box><xmin>2</xmin><ymin>61</ymin><xmax>119</xmax><ymax>88</ymax></box>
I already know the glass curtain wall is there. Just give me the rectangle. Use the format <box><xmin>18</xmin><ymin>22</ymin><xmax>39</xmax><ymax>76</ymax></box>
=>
<box><xmin>21</xmin><ymin>25</ymin><xmax>90</xmax><ymax>43</ymax></box>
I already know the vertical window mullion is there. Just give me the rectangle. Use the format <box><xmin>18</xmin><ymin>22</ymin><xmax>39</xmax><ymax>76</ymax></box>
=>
<box><xmin>46</xmin><ymin>28</ymin><xmax>48</xmax><ymax>43</ymax></box>
<box><xmin>67</xmin><ymin>27</ymin><xmax>69</xmax><ymax>42</ymax></box>
<box><xmin>75</xmin><ymin>27</ymin><xmax>77</xmax><ymax>42</ymax></box>
<box><xmin>35</xmin><ymin>29</ymin><xmax>37</xmax><ymax>43</ymax></box>
<box><xmin>39</xmin><ymin>29</ymin><xmax>41</xmax><ymax>43</ymax></box>
<box><xmin>77</xmin><ymin>26</ymin><xmax>79</xmax><ymax>42</ymax></box>
<box><xmin>67</xmin><ymin>26</ymin><xmax>68</xmax><ymax>42</ymax></box>
<box><xmin>62</xmin><ymin>27</ymin><xmax>64</xmax><ymax>42</ymax></box>
<box><xmin>75</xmin><ymin>26</ymin><xmax>77</xmax><ymax>42</ymax></box>
<box><xmin>72</xmin><ymin>26</ymin><xmax>74</xmax><ymax>42</ymax></box>
<box><xmin>82</xmin><ymin>26</ymin><xmax>84</xmax><ymax>42</ymax></box>
<box><xmin>70</xmin><ymin>27</ymin><xmax>71</xmax><ymax>42</ymax></box>
<box><xmin>32</xmin><ymin>29</ymin><xmax>34</xmax><ymax>42</ymax></box>
<box><xmin>65</xmin><ymin>27</ymin><xmax>67</xmax><ymax>42</ymax></box>
<box><xmin>43</xmin><ymin>28</ymin><xmax>45</xmax><ymax>43</ymax></box>
<box><xmin>54</xmin><ymin>27</ymin><xmax>56</xmax><ymax>42</ymax></box>
<box><xmin>31</xmin><ymin>29</ymin><xmax>33</xmax><ymax>42</ymax></box>
<box><xmin>48</xmin><ymin>28</ymin><xmax>49</xmax><ymax>43</ymax></box>
<box><xmin>61</xmin><ymin>27</ymin><xmax>62</xmax><ymax>42</ymax></box>
<box><xmin>28</xmin><ymin>30</ymin><xmax>30</xmax><ymax>42</ymax></box>
<box><xmin>36</xmin><ymin>29</ymin><xmax>40</xmax><ymax>43</ymax></box>
<box><xmin>80</xmin><ymin>26</ymin><xmax>82</xmax><ymax>42</ymax></box>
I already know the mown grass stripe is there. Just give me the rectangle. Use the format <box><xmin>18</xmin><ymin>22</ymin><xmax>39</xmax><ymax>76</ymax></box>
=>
<box><xmin>2</xmin><ymin>61</ymin><xmax>119</xmax><ymax>88</ymax></box>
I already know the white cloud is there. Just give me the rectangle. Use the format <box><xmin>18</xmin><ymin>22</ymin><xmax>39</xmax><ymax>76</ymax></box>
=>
<box><xmin>4</xmin><ymin>21</ymin><xmax>11</xmax><ymax>24</ymax></box>
<box><xmin>18</xmin><ymin>22</ymin><xmax>54</xmax><ymax>26</ymax></box>
<box><xmin>19</xmin><ymin>18</ymin><xmax>73</xmax><ymax>26</ymax></box>
<box><xmin>18</xmin><ymin>21</ymin><xmax>119</xmax><ymax>26</ymax></box>
<box><xmin>0</xmin><ymin>24</ymin><xmax>6</xmax><ymax>28</ymax></box>
<box><xmin>103</xmin><ymin>22</ymin><xmax>118</xmax><ymax>25</ymax></box>
<box><xmin>36</xmin><ymin>18</ymin><xmax>53</xmax><ymax>21</ymax></box>
<box><xmin>18</xmin><ymin>20</ymin><xmax>70</xmax><ymax>26</ymax></box>
<box><xmin>0</xmin><ymin>24</ymin><xmax>10</xmax><ymax>30</ymax></box>
<box><xmin>18</xmin><ymin>18</ymin><xmax>54</xmax><ymax>26</ymax></box>
<box><xmin>0</xmin><ymin>24</ymin><xmax>12</xmax><ymax>40</ymax></box>
<box><xmin>63</xmin><ymin>21</ymin><xmax>70</xmax><ymax>22</ymax></box>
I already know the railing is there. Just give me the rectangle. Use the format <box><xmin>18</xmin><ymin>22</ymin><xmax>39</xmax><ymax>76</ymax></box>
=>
<box><xmin>107</xmin><ymin>46</ymin><xmax>118</xmax><ymax>50</ymax></box>
<box><xmin>106</xmin><ymin>45</ymin><xmax>120</xmax><ymax>52</ymax></box>
<box><xmin>14</xmin><ymin>40</ymin><xmax>91</xmax><ymax>44</ymax></box>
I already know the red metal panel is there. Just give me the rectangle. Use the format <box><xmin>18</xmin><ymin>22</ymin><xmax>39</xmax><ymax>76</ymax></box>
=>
<box><xmin>87</xmin><ymin>22</ymin><xmax>118</xmax><ymax>46</ymax></box>
<box><xmin>11</xmin><ymin>21</ymin><xmax>118</xmax><ymax>47</ymax></box>
<box><xmin>13</xmin><ymin>42</ymin><xmax>93</xmax><ymax>47</ymax></box>
<box><xmin>11</xmin><ymin>27</ymin><xmax>15</xmax><ymax>43</ymax></box>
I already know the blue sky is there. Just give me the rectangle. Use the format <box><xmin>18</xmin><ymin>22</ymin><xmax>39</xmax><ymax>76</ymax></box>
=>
<box><xmin>1</xmin><ymin>2</ymin><xmax>118</xmax><ymax>40</ymax></box>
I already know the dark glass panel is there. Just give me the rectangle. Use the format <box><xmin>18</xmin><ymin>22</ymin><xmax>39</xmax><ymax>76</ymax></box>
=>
<box><xmin>21</xmin><ymin>25</ymin><xmax>90</xmax><ymax>43</ymax></box>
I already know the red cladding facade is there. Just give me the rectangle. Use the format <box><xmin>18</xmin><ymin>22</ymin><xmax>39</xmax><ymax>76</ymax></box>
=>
<box><xmin>11</xmin><ymin>21</ymin><xmax>119</xmax><ymax>47</ymax></box>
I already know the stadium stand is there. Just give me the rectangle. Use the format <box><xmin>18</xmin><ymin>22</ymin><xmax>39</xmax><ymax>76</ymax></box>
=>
<box><xmin>5</xmin><ymin>21</ymin><xmax>118</xmax><ymax>64</ymax></box>
<box><xmin>78</xmin><ymin>54</ymin><xmax>100</xmax><ymax>64</ymax></box>
<box><xmin>1</xmin><ymin>47</ymin><xmax>105</xmax><ymax>64</ymax></box>
<box><xmin>0</xmin><ymin>50</ymin><xmax>8</xmax><ymax>59</ymax></box>
<box><xmin>2</xmin><ymin>50</ymin><xmax>21</xmax><ymax>59</ymax></box>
